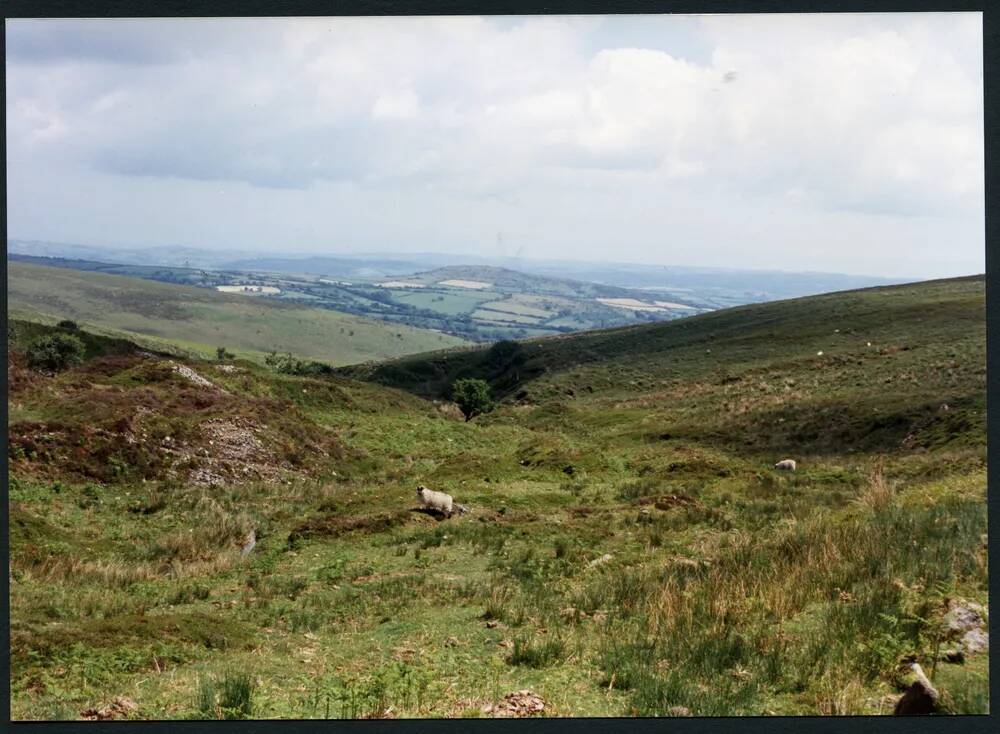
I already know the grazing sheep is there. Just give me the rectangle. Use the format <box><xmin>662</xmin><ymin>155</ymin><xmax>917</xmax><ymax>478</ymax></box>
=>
<box><xmin>416</xmin><ymin>485</ymin><xmax>466</xmax><ymax>517</ymax></box>
<box><xmin>774</xmin><ymin>459</ymin><xmax>797</xmax><ymax>471</ymax></box>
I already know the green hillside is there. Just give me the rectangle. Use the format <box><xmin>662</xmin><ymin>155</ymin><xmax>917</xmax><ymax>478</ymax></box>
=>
<box><xmin>8</xmin><ymin>275</ymin><xmax>987</xmax><ymax>719</ymax></box>
<box><xmin>8</xmin><ymin>261</ymin><xmax>467</xmax><ymax>365</ymax></box>
<box><xmin>342</xmin><ymin>275</ymin><xmax>985</xmax><ymax>402</ymax></box>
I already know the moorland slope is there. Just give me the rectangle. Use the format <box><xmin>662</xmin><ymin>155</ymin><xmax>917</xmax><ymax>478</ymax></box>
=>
<box><xmin>7</xmin><ymin>275</ymin><xmax>987</xmax><ymax>719</ymax></box>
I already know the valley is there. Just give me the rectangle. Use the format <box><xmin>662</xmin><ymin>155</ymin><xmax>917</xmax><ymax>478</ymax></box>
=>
<box><xmin>6</xmin><ymin>274</ymin><xmax>988</xmax><ymax>719</ymax></box>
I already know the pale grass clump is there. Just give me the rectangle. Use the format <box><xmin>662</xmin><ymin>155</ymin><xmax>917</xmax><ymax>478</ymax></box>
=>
<box><xmin>854</xmin><ymin>457</ymin><xmax>895</xmax><ymax>513</ymax></box>
<box><xmin>813</xmin><ymin>673</ymin><xmax>871</xmax><ymax>716</ymax></box>
<box><xmin>32</xmin><ymin>557</ymin><xmax>161</xmax><ymax>587</ymax></box>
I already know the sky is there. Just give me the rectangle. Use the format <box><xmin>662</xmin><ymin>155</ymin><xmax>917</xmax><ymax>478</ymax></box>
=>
<box><xmin>5</xmin><ymin>13</ymin><xmax>985</xmax><ymax>278</ymax></box>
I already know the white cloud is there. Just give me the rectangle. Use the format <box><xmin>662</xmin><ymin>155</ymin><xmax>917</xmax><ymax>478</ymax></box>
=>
<box><xmin>5</xmin><ymin>13</ymin><xmax>984</xmax><ymax>277</ymax></box>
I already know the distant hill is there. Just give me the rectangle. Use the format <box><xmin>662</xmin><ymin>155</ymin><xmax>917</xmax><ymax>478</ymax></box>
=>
<box><xmin>10</xmin><ymin>239</ymin><xmax>905</xmax><ymax>308</ymax></box>
<box><xmin>340</xmin><ymin>275</ymin><xmax>985</xmax><ymax>408</ymax></box>
<box><xmin>8</xmin><ymin>261</ymin><xmax>468</xmax><ymax>365</ymax></box>
<box><xmin>8</xmin><ymin>254</ymin><xmax>708</xmax><ymax>343</ymax></box>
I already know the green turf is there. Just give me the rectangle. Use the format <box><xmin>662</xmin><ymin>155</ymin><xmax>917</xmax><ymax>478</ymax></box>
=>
<box><xmin>7</xmin><ymin>274</ymin><xmax>987</xmax><ymax>719</ymax></box>
<box><xmin>8</xmin><ymin>262</ymin><xmax>468</xmax><ymax>366</ymax></box>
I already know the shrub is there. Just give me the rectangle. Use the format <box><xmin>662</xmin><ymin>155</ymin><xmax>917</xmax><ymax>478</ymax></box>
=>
<box><xmin>216</xmin><ymin>346</ymin><xmax>234</xmax><ymax>361</ymax></box>
<box><xmin>452</xmin><ymin>378</ymin><xmax>494</xmax><ymax>421</ymax></box>
<box><xmin>26</xmin><ymin>333</ymin><xmax>86</xmax><ymax>372</ymax></box>
<box><xmin>264</xmin><ymin>351</ymin><xmax>333</xmax><ymax>376</ymax></box>
<box><xmin>56</xmin><ymin>319</ymin><xmax>79</xmax><ymax>331</ymax></box>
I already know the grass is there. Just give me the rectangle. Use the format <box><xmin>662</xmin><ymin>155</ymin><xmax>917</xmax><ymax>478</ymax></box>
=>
<box><xmin>7</xmin><ymin>274</ymin><xmax>987</xmax><ymax>719</ymax></box>
<box><xmin>8</xmin><ymin>261</ymin><xmax>467</xmax><ymax>366</ymax></box>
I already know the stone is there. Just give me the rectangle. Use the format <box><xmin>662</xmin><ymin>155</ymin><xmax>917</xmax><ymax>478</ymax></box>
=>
<box><xmin>893</xmin><ymin>664</ymin><xmax>939</xmax><ymax>716</ymax></box>
<box><xmin>961</xmin><ymin>628</ymin><xmax>989</xmax><ymax>654</ymax></box>
<box><xmin>81</xmin><ymin>696</ymin><xmax>139</xmax><ymax>721</ymax></box>
<box><xmin>944</xmin><ymin>601</ymin><xmax>986</xmax><ymax>634</ymax></box>
<box><xmin>491</xmin><ymin>690</ymin><xmax>545</xmax><ymax>717</ymax></box>
<box><xmin>940</xmin><ymin>649</ymin><xmax>965</xmax><ymax>664</ymax></box>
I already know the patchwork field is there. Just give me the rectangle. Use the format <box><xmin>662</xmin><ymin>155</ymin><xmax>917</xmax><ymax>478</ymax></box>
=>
<box><xmin>9</xmin><ymin>255</ymin><xmax>709</xmax><ymax>343</ymax></box>
<box><xmin>7</xmin><ymin>275</ymin><xmax>988</xmax><ymax>719</ymax></box>
<box><xmin>8</xmin><ymin>261</ymin><xmax>467</xmax><ymax>366</ymax></box>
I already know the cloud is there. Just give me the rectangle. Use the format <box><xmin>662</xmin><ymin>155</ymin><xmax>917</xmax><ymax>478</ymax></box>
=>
<box><xmin>5</xmin><ymin>14</ymin><xmax>984</xmax><ymax>276</ymax></box>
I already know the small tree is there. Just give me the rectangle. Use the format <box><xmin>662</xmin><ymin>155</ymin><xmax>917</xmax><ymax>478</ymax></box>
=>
<box><xmin>216</xmin><ymin>346</ymin><xmax>234</xmax><ymax>361</ymax></box>
<box><xmin>26</xmin><ymin>333</ymin><xmax>86</xmax><ymax>372</ymax></box>
<box><xmin>452</xmin><ymin>378</ymin><xmax>493</xmax><ymax>421</ymax></box>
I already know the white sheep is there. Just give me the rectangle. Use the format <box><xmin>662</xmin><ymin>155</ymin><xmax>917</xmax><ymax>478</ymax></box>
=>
<box><xmin>774</xmin><ymin>459</ymin><xmax>797</xmax><ymax>471</ymax></box>
<box><xmin>416</xmin><ymin>485</ymin><xmax>466</xmax><ymax>517</ymax></box>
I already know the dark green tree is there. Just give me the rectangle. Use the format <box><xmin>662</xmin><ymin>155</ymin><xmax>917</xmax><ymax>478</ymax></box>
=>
<box><xmin>26</xmin><ymin>333</ymin><xmax>86</xmax><ymax>372</ymax></box>
<box><xmin>452</xmin><ymin>378</ymin><xmax>494</xmax><ymax>421</ymax></box>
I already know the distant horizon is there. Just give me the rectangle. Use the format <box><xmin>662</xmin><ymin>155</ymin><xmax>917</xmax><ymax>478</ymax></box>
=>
<box><xmin>7</xmin><ymin>236</ymin><xmax>945</xmax><ymax>283</ymax></box>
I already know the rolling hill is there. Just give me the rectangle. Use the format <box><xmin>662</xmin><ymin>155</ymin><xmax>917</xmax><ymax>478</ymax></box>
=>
<box><xmin>7</xmin><ymin>261</ymin><xmax>468</xmax><ymax>365</ymax></box>
<box><xmin>9</xmin><ymin>255</ymin><xmax>708</xmax><ymax>342</ymax></box>
<box><xmin>340</xmin><ymin>275</ymin><xmax>985</xmax><ymax>407</ymax></box>
<box><xmin>7</xmin><ymin>274</ymin><xmax>987</xmax><ymax>719</ymax></box>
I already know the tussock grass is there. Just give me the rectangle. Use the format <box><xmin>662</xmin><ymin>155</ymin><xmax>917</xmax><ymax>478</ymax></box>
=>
<box><xmin>8</xmin><ymin>276</ymin><xmax>987</xmax><ymax>718</ymax></box>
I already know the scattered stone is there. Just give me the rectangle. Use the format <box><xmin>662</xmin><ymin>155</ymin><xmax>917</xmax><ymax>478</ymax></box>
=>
<box><xmin>485</xmin><ymin>690</ymin><xmax>546</xmax><ymax>718</ymax></box>
<box><xmin>944</xmin><ymin>600</ymin><xmax>986</xmax><ymax>634</ymax></box>
<box><xmin>893</xmin><ymin>664</ymin><xmax>939</xmax><ymax>716</ymax></box>
<box><xmin>81</xmin><ymin>696</ymin><xmax>139</xmax><ymax>721</ymax></box>
<box><xmin>942</xmin><ymin>599</ymin><xmax>989</xmax><ymax>655</ymax></box>
<box><xmin>485</xmin><ymin>620</ymin><xmax>500</xmax><ymax>629</ymax></box>
<box><xmin>169</xmin><ymin>362</ymin><xmax>218</xmax><ymax>390</ymax></box>
<box><xmin>445</xmin><ymin>636</ymin><xmax>460</xmax><ymax>647</ymax></box>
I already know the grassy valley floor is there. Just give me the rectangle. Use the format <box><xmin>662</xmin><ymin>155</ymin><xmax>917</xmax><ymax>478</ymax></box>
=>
<box><xmin>6</xmin><ymin>275</ymin><xmax>988</xmax><ymax>719</ymax></box>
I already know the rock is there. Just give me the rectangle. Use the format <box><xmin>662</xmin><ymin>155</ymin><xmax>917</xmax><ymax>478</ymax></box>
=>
<box><xmin>944</xmin><ymin>601</ymin><xmax>986</xmax><ymax>634</ymax></box>
<box><xmin>81</xmin><ymin>696</ymin><xmax>138</xmax><ymax>721</ymax></box>
<box><xmin>893</xmin><ymin>664</ymin><xmax>939</xmax><ymax>716</ymax></box>
<box><xmin>169</xmin><ymin>362</ymin><xmax>219</xmax><ymax>390</ymax></box>
<box><xmin>942</xmin><ymin>599</ymin><xmax>989</xmax><ymax>655</ymax></box>
<box><xmin>667</xmin><ymin>706</ymin><xmax>692</xmax><ymax>717</ymax></box>
<box><xmin>491</xmin><ymin>690</ymin><xmax>545</xmax><ymax>718</ymax></box>
<box><xmin>961</xmin><ymin>628</ymin><xmax>989</xmax><ymax>654</ymax></box>
<box><xmin>940</xmin><ymin>649</ymin><xmax>965</xmax><ymax>664</ymax></box>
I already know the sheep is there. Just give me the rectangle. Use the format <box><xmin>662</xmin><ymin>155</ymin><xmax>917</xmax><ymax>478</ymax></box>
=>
<box><xmin>416</xmin><ymin>485</ymin><xmax>466</xmax><ymax>518</ymax></box>
<box><xmin>774</xmin><ymin>459</ymin><xmax>797</xmax><ymax>471</ymax></box>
